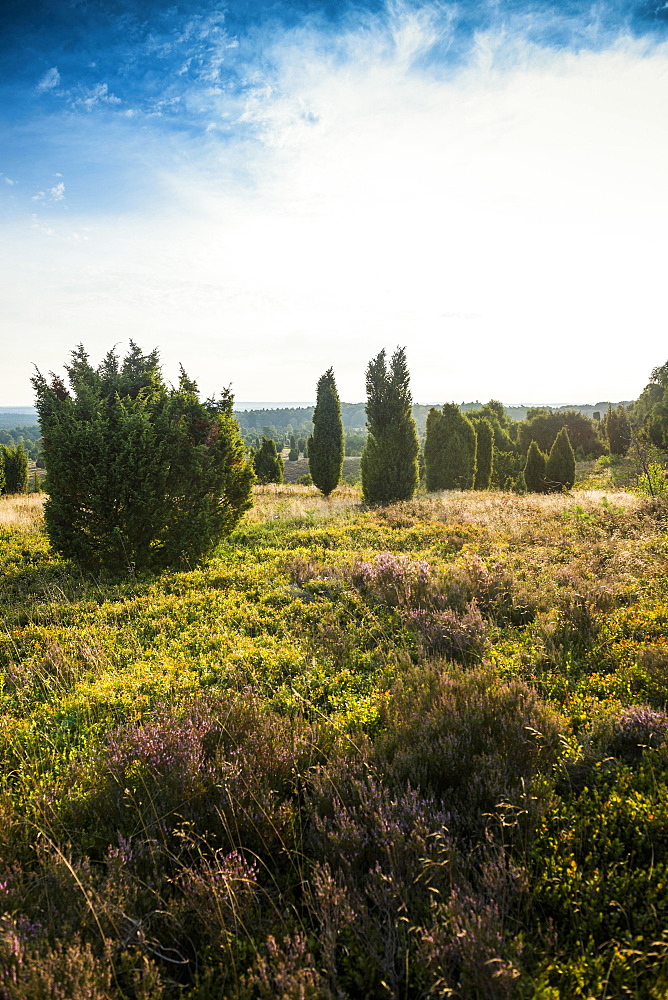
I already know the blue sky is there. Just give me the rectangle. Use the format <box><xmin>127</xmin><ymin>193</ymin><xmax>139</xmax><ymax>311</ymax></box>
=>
<box><xmin>2</xmin><ymin>0</ymin><xmax>668</xmax><ymax>405</ymax></box>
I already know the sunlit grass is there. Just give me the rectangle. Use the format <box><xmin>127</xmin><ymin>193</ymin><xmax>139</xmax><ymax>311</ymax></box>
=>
<box><xmin>0</xmin><ymin>492</ymin><xmax>44</xmax><ymax>529</ymax></box>
<box><xmin>1</xmin><ymin>483</ymin><xmax>668</xmax><ymax>996</ymax></box>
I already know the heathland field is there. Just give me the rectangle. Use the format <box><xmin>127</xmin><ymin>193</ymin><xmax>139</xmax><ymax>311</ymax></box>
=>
<box><xmin>2</xmin><ymin>485</ymin><xmax>668</xmax><ymax>997</ymax></box>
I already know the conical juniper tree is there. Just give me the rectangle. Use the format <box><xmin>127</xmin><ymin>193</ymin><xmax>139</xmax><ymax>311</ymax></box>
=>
<box><xmin>473</xmin><ymin>417</ymin><xmax>494</xmax><ymax>490</ymax></box>
<box><xmin>546</xmin><ymin>426</ymin><xmax>576</xmax><ymax>492</ymax></box>
<box><xmin>361</xmin><ymin>347</ymin><xmax>419</xmax><ymax>505</ymax></box>
<box><xmin>524</xmin><ymin>441</ymin><xmax>548</xmax><ymax>493</ymax></box>
<box><xmin>2</xmin><ymin>443</ymin><xmax>29</xmax><ymax>494</ymax></box>
<box><xmin>308</xmin><ymin>367</ymin><xmax>344</xmax><ymax>497</ymax></box>
<box><xmin>33</xmin><ymin>342</ymin><xmax>255</xmax><ymax>574</ymax></box>
<box><xmin>424</xmin><ymin>403</ymin><xmax>477</xmax><ymax>491</ymax></box>
<box><xmin>253</xmin><ymin>437</ymin><xmax>284</xmax><ymax>484</ymax></box>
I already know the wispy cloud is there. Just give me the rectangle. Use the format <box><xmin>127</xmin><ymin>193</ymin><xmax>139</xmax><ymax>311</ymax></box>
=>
<box><xmin>2</xmin><ymin>1</ymin><xmax>668</xmax><ymax>404</ymax></box>
<box><xmin>68</xmin><ymin>82</ymin><xmax>122</xmax><ymax>111</ymax></box>
<box><xmin>36</xmin><ymin>66</ymin><xmax>60</xmax><ymax>93</ymax></box>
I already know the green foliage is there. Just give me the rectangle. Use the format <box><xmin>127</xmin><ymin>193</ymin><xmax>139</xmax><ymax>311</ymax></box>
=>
<box><xmin>518</xmin><ymin>410</ymin><xmax>605</xmax><ymax>459</ymax></box>
<box><xmin>424</xmin><ymin>403</ymin><xmax>477</xmax><ymax>491</ymax></box>
<box><xmin>473</xmin><ymin>417</ymin><xmax>493</xmax><ymax>489</ymax></box>
<box><xmin>253</xmin><ymin>437</ymin><xmax>284</xmax><ymax>484</ymax></box>
<box><xmin>5</xmin><ymin>481</ymin><xmax>668</xmax><ymax>996</ymax></box>
<box><xmin>361</xmin><ymin>347</ymin><xmax>420</xmax><ymax>505</ymax></box>
<box><xmin>492</xmin><ymin>447</ymin><xmax>525</xmax><ymax>490</ymax></box>
<box><xmin>376</xmin><ymin>665</ymin><xmax>563</xmax><ymax>834</ymax></box>
<box><xmin>633</xmin><ymin>360</ymin><xmax>668</xmax><ymax>452</ymax></box>
<box><xmin>635</xmin><ymin>463</ymin><xmax>668</xmax><ymax>497</ymax></box>
<box><xmin>545</xmin><ymin>427</ymin><xmax>576</xmax><ymax>492</ymax></box>
<box><xmin>524</xmin><ymin>440</ymin><xmax>548</xmax><ymax>493</ymax></box>
<box><xmin>307</xmin><ymin>367</ymin><xmax>344</xmax><ymax>497</ymax></box>
<box><xmin>603</xmin><ymin>405</ymin><xmax>631</xmax><ymax>456</ymax></box>
<box><xmin>2</xmin><ymin>442</ymin><xmax>29</xmax><ymax>494</ymax></box>
<box><xmin>344</xmin><ymin>431</ymin><xmax>367</xmax><ymax>456</ymax></box>
<box><xmin>33</xmin><ymin>343</ymin><xmax>254</xmax><ymax>573</ymax></box>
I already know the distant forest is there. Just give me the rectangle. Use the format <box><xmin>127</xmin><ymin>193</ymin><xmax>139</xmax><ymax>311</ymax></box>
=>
<box><xmin>233</xmin><ymin>400</ymin><xmax>633</xmax><ymax>454</ymax></box>
<box><xmin>0</xmin><ymin>401</ymin><xmax>633</xmax><ymax>463</ymax></box>
<box><xmin>234</xmin><ymin>400</ymin><xmax>632</xmax><ymax>433</ymax></box>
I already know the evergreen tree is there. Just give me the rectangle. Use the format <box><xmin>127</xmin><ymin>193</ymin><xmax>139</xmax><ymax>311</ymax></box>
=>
<box><xmin>307</xmin><ymin>368</ymin><xmax>344</xmax><ymax>497</ymax></box>
<box><xmin>253</xmin><ymin>437</ymin><xmax>284</xmax><ymax>484</ymax></box>
<box><xmin>524</xmin><ymin>441</ymin><xmax>548</xmax><ymax>493</ymax></box>
<box><xmin>473</xmin><ymin>418</ymin><xmax>494</xmax><ymax>490</ymax></box>
<box><xmin>518</xmin><ymin>410</ymin><xmax>605</xmax><ymax>459</ymax></box>
<box><xmin>424</xmin><ymin>407</ymin><xmax>446</xmax><ymax>492</ymax></box>
<box><xmin>33</xmin><ymin>343</ymin><xmax>254</xmax><ymax>573</ymax></box>
<box><xmin>0</xmin><ymin>447</ymin><xmax>5</xmax><ymax>495</ymax></box>
<box><xmin>2</xmin><ymin>443</ymin><xmax>29</xmax><ymax>494</ymax></box>
<box><xmin>360</xmin><ymin>347</ymin><xmax>420</xmax><ymax>505</ymax></box>
<box><xmin>603</xmin><ymin>406</ymin><xmax>631</xmax><ymax>456</ymax></box>
<box><xmin>424</xmin><ymin>403</ymin><xmax>476</xmax><ymax>491</ymax></box>
<box><xmin>546</xmin><ymin>427</ymin><xmax>576</xmax><ymax>492</ymax></box>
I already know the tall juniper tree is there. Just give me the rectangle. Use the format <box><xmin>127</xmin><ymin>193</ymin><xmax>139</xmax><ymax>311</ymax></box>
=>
<box><xmin>361</xmin><ymin>347</ymin><xmax>419</xmax><ymax>505</ymax></box>
<box><xmin>546</xmin><ymin>427</ymin><xmax>576</xmax><ymax>492</ymax></box>
<box><xmin>308</xmin><ymin>367</ymin><xmax>344</xmax><ymax>497</ymax></box>
<box><xmin>473</xmin><ymin>417</ymin><xmax>494</xmax><ymax>490</ymax></box>
<box><xmin>253</xmin><ymin>437</ymin><xmax>284</xmax><ymax>484</ymax></box>
<box><xmin>524</xmin><ymin>441</ymin><xmax>548</xmax><ymax>493</ymax></box>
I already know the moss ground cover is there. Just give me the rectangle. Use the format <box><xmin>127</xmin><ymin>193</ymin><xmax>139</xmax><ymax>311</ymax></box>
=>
<box><xmin>1</xmin><ymin>485</ymin><xmax>668</xmax><ymax>997</ymax></box>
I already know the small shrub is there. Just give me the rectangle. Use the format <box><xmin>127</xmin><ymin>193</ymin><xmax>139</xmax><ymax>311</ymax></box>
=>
<box><xmin>610</xmin><ymin>705</ymin><xmax>668</xmax><ymax>761</ymax></box>
<box><xmin>375</xmin><ymin>666</ymin><xmax>564</xmax><ymax>837</ymax></box>
<box><xmin>351</xmin><ymin>552</ymin><xmax>438</xmax><ymax>609</ymax></box>
<box><xmin>635</xmin><ymin>462</ymin><xmax>668</xmax><ymax>497</ymax></box>
<box><xmin>417</xmin><ymin>886</ymin><xmax>521</xmax><ymax>999</ymax></box>
<box><xmin>407</xmin><ymin>601</ymin><xmax>487</xmax><ymax>663</ymax></box>
<box><xmin>238</xmin><ymin>933</ymin><xmax>326</xmax><ymax>1000</ymax></box>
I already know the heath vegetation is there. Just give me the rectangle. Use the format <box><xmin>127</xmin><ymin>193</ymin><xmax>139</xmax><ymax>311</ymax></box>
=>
<box><xmin>2</xmin><ymin>479</ymin><xmax>668</xmax><ymax>998</ymax></box>
<box><xmin>1</xmin><ymin>349</ymin><xmax>668</xmax><ymax>995</ymax></box>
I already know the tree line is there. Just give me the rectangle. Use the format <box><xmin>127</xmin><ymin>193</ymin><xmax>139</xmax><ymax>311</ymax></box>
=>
<box><xmin>28</xmin><ymin>342</ymin><xmax>664</xmax><ymax>574</ymax></box>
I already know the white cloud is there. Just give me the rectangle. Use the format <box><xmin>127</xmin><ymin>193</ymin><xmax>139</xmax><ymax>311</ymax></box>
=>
<box><xmin>69</xmin><ymin>83</ymin><xmax>122</xmax><ymax>111</ymax></box>
<box><xmin>36</xmin><ymin>67</ymin><xmax>61</xmax><ymax>93</ymax></box>
<box><xmin>49</xmin><ymin>182</ymin><xmax>65</xmax><ymax>201</ymax></box>
<box><xmin>4</xmin><ymin>7</ymin><xmax>668</xmax><ymax>405</ymax></box>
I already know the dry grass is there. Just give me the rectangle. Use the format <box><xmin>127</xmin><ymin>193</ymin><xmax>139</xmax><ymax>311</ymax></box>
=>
<box><xmin>245</xmin><ymin>485</ymin><xmax>640</xmax><ymax>531</ymax></box>
<box><xmin>244</xmin><ymin>483</ymin><xmax>362</xmax><ymax>523</ymax></box>
<box><xmin>425</xmin><ymin>488</ymin><xmax>639</xmax><ymax>532</ymax></box>
<box><xmin>0</xmin><ymin>493</ymin><xmax>45</xmax><ymax>530</ymax></box>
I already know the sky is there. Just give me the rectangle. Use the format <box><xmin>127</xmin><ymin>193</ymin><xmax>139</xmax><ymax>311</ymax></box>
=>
<box><xmin>1</xmin><ymin>0</ymin><xmax>668</xmax><ymax>407</ymax></box>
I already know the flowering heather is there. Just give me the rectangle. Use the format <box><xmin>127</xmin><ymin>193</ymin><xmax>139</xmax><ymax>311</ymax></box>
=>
<box><xmin>351</xmin><ymin>552</ymin><xmax>437</xmax><ymax>608</ymax></box>
<box><xmin>406</xmin><ymin>600</ymin><xmax>487</xmax><ymax>663</ymax></box>
<box><xmin>375</xmin><ymin>666</ymin><xmax>564</xmax><ymax>836</ymax></box>
<box><xmin>612</xmin><ymin>705</ymin><xmax>668</xmax><ymax>759</ymax></box>
<box><xmin>4</xmin><ymin>485</ymin><xmax>668</xmax><ymax>997</ymax></box>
